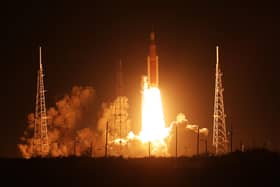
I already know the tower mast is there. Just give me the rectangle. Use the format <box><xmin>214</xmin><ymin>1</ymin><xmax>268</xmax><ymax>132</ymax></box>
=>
<box><xmin>213</xmin><ymin>46</ymin><xmax>228</xmax><ymax>154</ymax></box>
<box><xmin>33</xmin><ymin>46</ymin><xmax>49</xmax><ymax>157</ymax></box>
<box><xmin>116</xmin><ymin>59</ymin><xmax>124</xmax><ymax>97</ymax></box>
<box><xmin>113</xmin><ymin>59</ymin><xmax>128</xmax><ymax>156</ymax></box>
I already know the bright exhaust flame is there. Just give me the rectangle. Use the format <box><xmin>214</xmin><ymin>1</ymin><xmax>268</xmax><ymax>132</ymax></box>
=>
<box><xmin>139</xmin><ymin>87</ymin><xmax>168</xmax><ymax>142</ymax></box>
<box><xmin>138</xmin><ymin>77</ymin><xmax>170</xmax><ymax>155</ymax></box>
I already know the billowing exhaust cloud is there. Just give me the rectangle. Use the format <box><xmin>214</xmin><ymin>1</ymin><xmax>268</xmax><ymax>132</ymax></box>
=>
<box><xmin>175</xmin><ymin>113</ymin><xmax>209</xmax><ymax>136</ymax></box>
<box><xmin>167</xmin><ymin>113</ymin><xmax>209</xmax><ymax>156</ymax></box>
<box><xmin>186</xmin><ymin>125</ymin><xmax>209</xmax><ymax>136</ymax></box>
<box><xmin>18</xmin><ymin>87</ymin><xmax>209</xmax><ymax>158</ymax></box>
<box><xmin>96</xmin><ymin>96</ymin><xmax>131</xmax><ymax>157</ymax></box>
<box><xmin>18</xmin><ymin>86</ymin><xmax>95</xmax><ymax>158</ymax></box>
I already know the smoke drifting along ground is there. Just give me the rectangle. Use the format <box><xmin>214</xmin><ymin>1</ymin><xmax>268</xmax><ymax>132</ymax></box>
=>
<box><xmin>96</xmin><ymin>96</ymin><xmax>132</xmax><ymax>157</ymax></box>
<box><xmin>167</xmin><ymin>113</ymin><xmax>209</xmax><ymax>156</ymax></box>
<box><xmin>18</xmin><ymin>86</ymin><xmax>207</xmax><ymax>158</ymax></box>
<box><xmin>18</xmin><ymin>86</ymin><xmax>96</xmax><ymax>158</ymax></box>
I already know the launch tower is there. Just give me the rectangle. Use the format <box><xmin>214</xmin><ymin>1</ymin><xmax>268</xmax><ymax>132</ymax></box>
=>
<box><xmin>111</xmin><ymin>60</ymin><xmax>129</xmax><ymax>156</ymax></box>
<box><xmin>33</xmin><ymin>46</ymin><xmax>49</xmax><ymax>157</ymax></box>
<box><xmin>213</xmin><ymin>46</ymin><xmax>228</xmax><ymax>154</ymax></box>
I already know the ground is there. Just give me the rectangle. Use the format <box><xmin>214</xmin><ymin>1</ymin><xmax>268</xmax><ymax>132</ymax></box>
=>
<box><xmin>0</xmin><ymin>149</ymin><xmax>278</xmax><ymax>187</ymax></box>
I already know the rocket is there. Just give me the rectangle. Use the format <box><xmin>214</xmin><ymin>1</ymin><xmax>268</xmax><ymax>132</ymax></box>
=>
<box><xmin>147</xmin><ymin>31</ymin><xmax>159</xmax><ymax>87</ymax></box>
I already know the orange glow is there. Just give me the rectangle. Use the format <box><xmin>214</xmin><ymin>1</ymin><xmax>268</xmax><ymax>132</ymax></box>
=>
<box><xmin>107</xmin><ymin>77</ymin><xmax>174</xmax><ymax>157</ymax></box>
<box><xmin>139</xmin><ymin>87</ymin><xmax>169</xmax><ymax>142</ymax></box>
<box><xmin>137</xmin><ymin>77</ymin><xmax>170</xmax><ymax>156</ymax></box>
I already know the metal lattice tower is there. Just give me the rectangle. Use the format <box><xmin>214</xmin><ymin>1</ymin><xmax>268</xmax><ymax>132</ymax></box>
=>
<box><xmin>213</xmin><ymin>46</ymin><xmax>228</xmax><ymax>154</ymax></box>
<box><xmin>115</xmin><ymin>60</ymin><xmax>129</xmax><ymax>140</ymax></box>
<box><xmin>33</xmin><ymin>46</ymin><xmax>49</xmax><ymax>157</ymax></box>
<box><xmin>116</xmin><ymin>60</ymin><xmax>124</xmax><ymax>97</ymax></box>
<box><xmin>106</xmin><ymin>60</ymin><xmax>130</xmax><ymax>156</ymax></box>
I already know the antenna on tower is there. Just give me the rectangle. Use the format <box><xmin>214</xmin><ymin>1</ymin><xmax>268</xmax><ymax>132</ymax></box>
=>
<box><xmin>33</xmin><ymin>45</ymin><xmax>49</xmax><ymax>157</ymax></box>
<box><xmin>213</xmin><ymin>45</ymin><xmax>228</xmax><ymax>155</ymax></box>
<box><xmin>116</xmin><ymin>59</ymin><xmax>124</xmax><ymax>97</ymax></box>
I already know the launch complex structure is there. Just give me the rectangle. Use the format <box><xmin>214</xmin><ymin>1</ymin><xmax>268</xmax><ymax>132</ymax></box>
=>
<box><xmin>32</xmin><ymin>46</ymin><xmax>49</xmax><ymax>157</ymax></box>
<box><xmin>213</xmin><ymin>46</ymin><xmax>228</xmax><ymax>154</ymax></box>
<box><xmin>29</xmin><ymin>34</ymin><xmax>229</xmax><ymax>158</ymax></box>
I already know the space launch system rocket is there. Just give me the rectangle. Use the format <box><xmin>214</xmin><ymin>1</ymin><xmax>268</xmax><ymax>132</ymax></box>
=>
<box><xmin>147</xmin><ymin>31</ymin><xmax>159</xmax><ymax>88</ymax></box>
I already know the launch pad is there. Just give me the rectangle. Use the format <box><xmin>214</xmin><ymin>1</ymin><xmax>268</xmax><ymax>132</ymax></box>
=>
<box><xmin>19</xmin><ymin>31</ymin><xmax>228</xmax><ymax>158</ymax></box>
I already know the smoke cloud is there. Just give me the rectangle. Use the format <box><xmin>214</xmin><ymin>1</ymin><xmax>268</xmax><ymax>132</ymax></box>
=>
<box><xmin>18</xmin><ymin>86</ymin><xmax>95</xmax><ymax>158</ymax></box>
<box><xmin>167</xmin><ymin>113</ymin><xmax>209</xmax><ymax>156</ymax></box>
<box><xmin>18</xmin><ymin>89</ymin><xmax>209</xmax><ymax>158</ymax></box>
<box><xmin>96</xmin><ymin>96</ymin><xmax>132</xmax><ymax>157</ymax></box>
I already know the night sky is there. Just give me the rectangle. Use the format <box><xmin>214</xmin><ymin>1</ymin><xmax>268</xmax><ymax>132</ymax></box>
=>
<box><xmin>1</xmin><ymin>1</ymin><xmax>279</xmax><ymax>157</ymax></box>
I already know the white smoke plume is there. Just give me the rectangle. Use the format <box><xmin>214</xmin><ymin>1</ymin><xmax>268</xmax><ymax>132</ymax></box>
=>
<box><xmin>186</xmin><ymin>125</ymin><xmax>209</xmax><ymax>136</ymax></box>
<box><xmin>96</xmin><ymin>96</ymin><xmax>131</xmax><ymax>157</ymax></box>
<box><xmin>174</xmin><ymin>112</ymin><xmax>209</xmax><ymax>136</ymax></box>
<box><xmin>18</xmin><ymin>86</ymin><xmax>96</xmax><ymax>158</ymax></box>
<box><xmin>167</xmin><ymin>113</ymin><xmax>209</xmax><ymax>156</ymax></box>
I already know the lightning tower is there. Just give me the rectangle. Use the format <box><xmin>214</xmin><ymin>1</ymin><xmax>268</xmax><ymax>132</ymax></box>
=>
<box><xmin>116</xmin><ymin>60</ymin><xmax>124</xmax><ymax>96</ymax></box>
<box><xmin>213</xmin><ymin>46</ymin><xmax>228</xmax><ymax>154</ymax></box>
<box><xmin>33</xmin><ymin>46</ymin><xmax>49</xmax><ymax>157</ymax></box>
<box><xmin>110</xmin><ymin>60</ymin><xmax>129</xmax><ymax>156</ymax></box>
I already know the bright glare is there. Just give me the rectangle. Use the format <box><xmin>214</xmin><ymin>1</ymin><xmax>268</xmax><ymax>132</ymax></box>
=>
<box><xmin>139</xmin><ymin>86</ymin><xmax>169</xmax><ymax>147</ymax></box>
<box><xmin>108</xmin><ymin>78</ymin><xmax>171</xmax><ymax>156</ymax></box>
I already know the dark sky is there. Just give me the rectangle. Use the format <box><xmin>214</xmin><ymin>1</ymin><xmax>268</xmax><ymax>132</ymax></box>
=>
<box><xmin>1</xmin><ymin>1</ymin><xmax>279</xmax><ymax>157</ymax></box>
